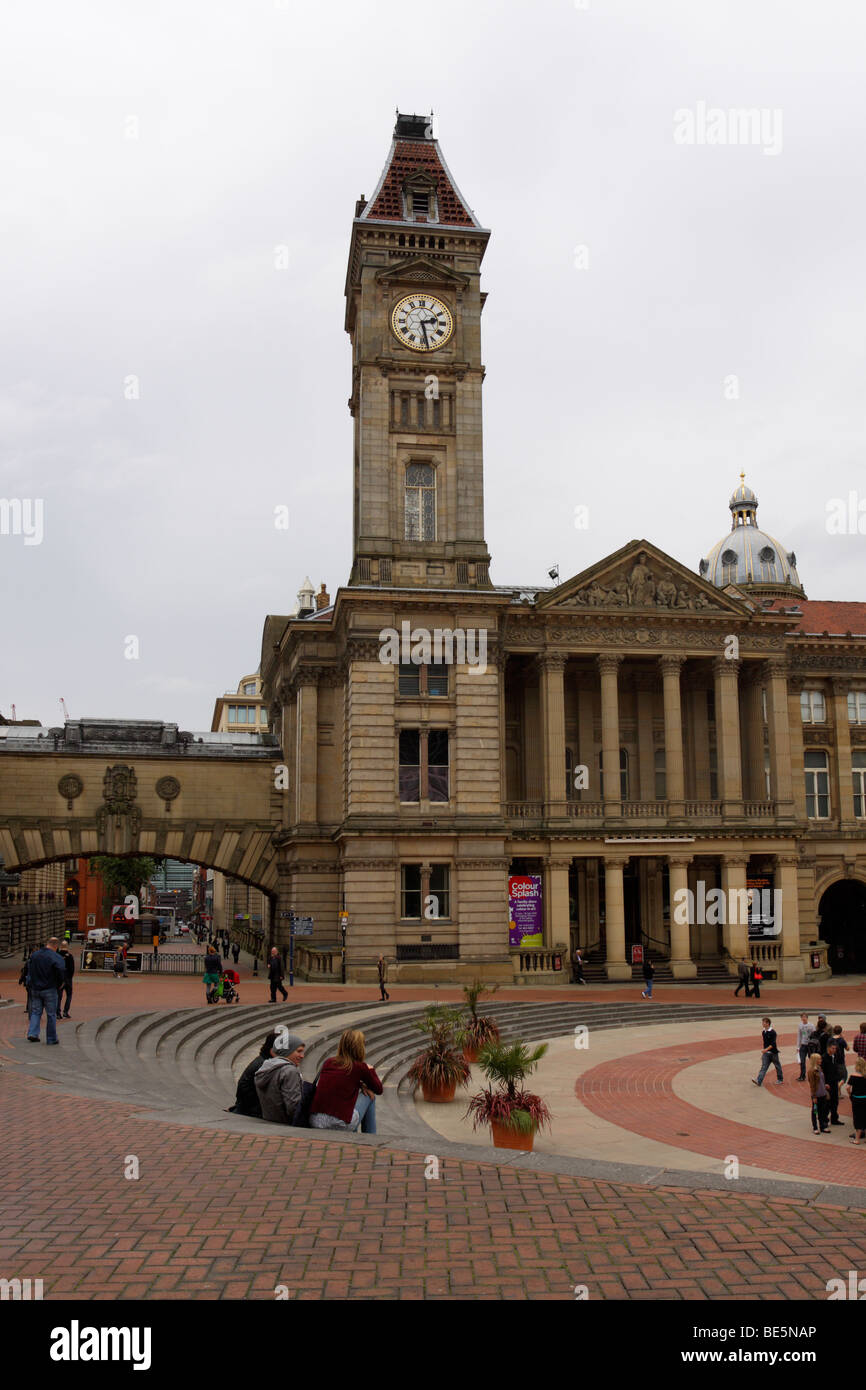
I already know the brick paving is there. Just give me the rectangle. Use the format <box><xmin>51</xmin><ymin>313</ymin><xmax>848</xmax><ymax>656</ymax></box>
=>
<box><xmin>3</xmin><ymin>962</ymin><xmax>866</xmax><ymax>1300</ymax></box>
<box><xmin>578</xmin><ymin>1033</ymin><xmax>866</xmax><ymax>1185</ymax></box>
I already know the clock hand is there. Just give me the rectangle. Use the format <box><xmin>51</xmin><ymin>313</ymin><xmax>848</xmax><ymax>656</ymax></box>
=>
<box><xmin>419</xmin><ymin>318</ymin><xmax>430</xmax><ymax>347</ymax></box>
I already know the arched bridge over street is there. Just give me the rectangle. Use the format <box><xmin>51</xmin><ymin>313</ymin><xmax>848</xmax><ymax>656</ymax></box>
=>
<box><xmin>0</xmin><ymin>719</ymin><xmax>285</xmax><ymax>892</ymax></box>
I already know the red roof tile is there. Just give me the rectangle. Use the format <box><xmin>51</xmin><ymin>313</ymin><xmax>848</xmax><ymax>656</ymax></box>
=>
<box><xmin>763</xmin><ymin>598</ymin><xmax>866</xmax><ymax>636</ymax></box>
<box><xmin>363</xmin><ymin>138</ymin><xmax>476</xmax><ymax>227</ymax></box>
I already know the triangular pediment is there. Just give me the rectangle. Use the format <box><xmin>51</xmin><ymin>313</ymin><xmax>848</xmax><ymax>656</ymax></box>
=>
<box><xmin>536</xmin><ymin>539</ymin><xmax>752</xmax><ymax>616</ymax></box>
<box><xmin>375</xmin><ymin>256</ymin><xmax>469</xmax><ymax>290</ymax></box>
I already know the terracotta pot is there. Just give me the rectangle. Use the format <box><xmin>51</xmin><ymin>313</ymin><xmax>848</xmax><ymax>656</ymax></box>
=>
<box><xmin>420</xmin><ymin>1078</ymin><xmax>457</xmax><ymax>1104</ymax></box>
<box><xmin>491</xmin><ymin>1119</ymin><xmax>535</xmax><ymax>1152</ymax></box>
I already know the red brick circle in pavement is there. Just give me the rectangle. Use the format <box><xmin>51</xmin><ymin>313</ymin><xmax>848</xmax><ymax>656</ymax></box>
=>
<box><xmin>577</xmin><ymin>1032</ymin><xmax>866</xmax><ymax>1186</ymax></box>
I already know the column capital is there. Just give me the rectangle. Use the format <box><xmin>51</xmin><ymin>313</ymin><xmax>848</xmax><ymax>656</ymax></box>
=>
<box><xmin>658</xmin><ymin>655</ymin><xmax>685</xmax><ymax>677</ymax></box>
<box><xmin>712</xmin><ymin>655</ymin><xmax>741</xmax><ymax>679</ymax></box>
<box><xmin>787</xmin><ymin>673</ymin><xmax>806</xmax><ymax>695</ymax></box>
<box><xmin>763</xmin><ymin>657</ymin><xmax>790</xmax><ymax>680</ymax></box>
<box><xmin>667</xmin><ymin>853</ymin><xmax>693</xmax><ymax>868</ymax></box>
<box><xmin>294</xmin><ymin>666</ymin><xmax>321</xmax><ymax>688</ymax></box>
<box><xmin>776</xmin><ymin>854</ymin><xmax>800</xmax><ymax>869</ymax></box>
<box><xmin>537</xmin><ymin>651</ymin><xmax>567</xmax><ymax>675</ymax></box>
<box><xmin>831</xmin><ymin>676</ymin><xmax>851</xmax><ymax>697</ymax></box>
<box><xmin>597</xmin><ymin>654</ymin><xmax>622</xmax><ymax>677</ymax></box>
<box><xmin>722</xmin><ymin>855</ymin><xmax>749</xmax><ymax>869</ymax></box>
<box><xmin>602</xmin><ymin>854</ymin><xmax>627</xmax><ymax>870</ymax></box>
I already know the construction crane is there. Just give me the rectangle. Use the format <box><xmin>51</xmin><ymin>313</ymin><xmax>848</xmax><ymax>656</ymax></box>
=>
<box><xmin>59</xmin><ymin>697</ymin><xmax>71</xmax><ymax>722</ymax></box>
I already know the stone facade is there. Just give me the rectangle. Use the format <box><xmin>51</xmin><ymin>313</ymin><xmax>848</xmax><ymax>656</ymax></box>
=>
<box><xmin>260</xmin><ymin>114</ymin><xmax>866</xmax><ymax>985</ymax></box>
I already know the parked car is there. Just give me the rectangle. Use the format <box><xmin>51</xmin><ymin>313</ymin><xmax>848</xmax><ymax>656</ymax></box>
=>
<box><xmin>109</xmin><ymin>929</ymin><xmax>132</xmax><ymax>946</ymax></box>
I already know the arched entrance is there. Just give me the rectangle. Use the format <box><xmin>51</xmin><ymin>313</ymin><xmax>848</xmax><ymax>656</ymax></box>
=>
<box><xmin>818</xmin><ymin>878</ymin><xmax>866</xmax><ymax>974</ymax></box>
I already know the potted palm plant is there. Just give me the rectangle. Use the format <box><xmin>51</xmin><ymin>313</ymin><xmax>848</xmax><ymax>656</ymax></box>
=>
<box><xmin>465</xmin><ymin>1039</ymin><xmax>552</xmax><ymax>1152</ymax></box>
<box><xmin>458</xmin><ymin>979</ymin><xmax>500</xmax><ymax>1063</ymax></box>
<box><xmin>406</xmin><ymin>1005</ymin><xmax>471</xmax><ymax>1103</ymax></box>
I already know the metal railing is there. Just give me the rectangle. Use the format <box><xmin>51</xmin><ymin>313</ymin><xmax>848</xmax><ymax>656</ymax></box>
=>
<box><xmin>0</xmin><ymin>905</ymin><xmax>65</xmax><ymax>957</ymax></box>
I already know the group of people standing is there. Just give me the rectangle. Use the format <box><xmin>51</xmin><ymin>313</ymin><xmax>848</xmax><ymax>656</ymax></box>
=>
<box><xmin>227</xmin><ymin>1026</ymin><xmax>382</xmax><ymax>1133</ymax></box>
<box><xmin>752</xmin><ymin>1013</ymin><xmax>866</xmax><ymax>1144</ymax></box>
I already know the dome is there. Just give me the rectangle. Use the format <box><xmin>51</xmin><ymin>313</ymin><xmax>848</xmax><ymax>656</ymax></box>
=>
<box><xmin>699</xmin><ymin>475</ymin><xmax>805</xmax><ymax>597</ymax></box>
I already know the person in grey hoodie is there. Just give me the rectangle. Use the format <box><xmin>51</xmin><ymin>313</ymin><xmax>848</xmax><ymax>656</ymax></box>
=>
<box><xmin>254</xmin><ymin>1032</ymin><xmax>306</xmax><ymax>1123</ymax></box>
<box><xmin>797</xmin><ymin>1013</ymin><xmax>814</xmax><ymax>1081</ymax></box>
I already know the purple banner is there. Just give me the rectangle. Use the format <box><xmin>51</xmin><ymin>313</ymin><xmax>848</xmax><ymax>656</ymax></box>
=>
<box><xmin>508</xmin><ymin>875</ymin><xmax>543</xmax><ymax>948</ymax></box>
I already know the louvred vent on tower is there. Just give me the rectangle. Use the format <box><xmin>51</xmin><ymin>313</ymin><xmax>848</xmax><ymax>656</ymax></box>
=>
<box><xmin>361</xmin><ymin>114</ymin><xmax>479</xmax><ymax>228</ymax></box>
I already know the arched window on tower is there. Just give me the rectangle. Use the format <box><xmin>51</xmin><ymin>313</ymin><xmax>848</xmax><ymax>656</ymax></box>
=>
<box><xmin>404</xmin><ymin>462</ymin><xmax>436</xmax><ymax>541</ymax></box>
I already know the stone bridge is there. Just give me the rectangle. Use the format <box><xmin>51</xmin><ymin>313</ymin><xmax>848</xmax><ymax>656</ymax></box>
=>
<box><xmin>0</xmin><ymin>720</ymin><xmax>285</xmax><ymax>894</ymax></box>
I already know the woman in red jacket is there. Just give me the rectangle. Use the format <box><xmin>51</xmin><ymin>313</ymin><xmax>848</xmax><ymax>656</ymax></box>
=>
<box><xmin>309</xmin><ymin>1029</ymin><xmax>382</xmax><ymax>1133</ymax></box>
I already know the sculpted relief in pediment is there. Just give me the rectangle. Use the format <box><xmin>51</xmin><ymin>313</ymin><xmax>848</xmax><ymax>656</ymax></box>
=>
<box><xmin>567</xmin><ymin>552</ymin><xmax>720</xmax><ymax>611</ymax></box>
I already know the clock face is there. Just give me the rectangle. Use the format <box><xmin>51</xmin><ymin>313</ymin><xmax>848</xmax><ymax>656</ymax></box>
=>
<box><xmin>391</xmin><ymin>294</ymin><xmax>453</xmax><ymax>352</ymax></box>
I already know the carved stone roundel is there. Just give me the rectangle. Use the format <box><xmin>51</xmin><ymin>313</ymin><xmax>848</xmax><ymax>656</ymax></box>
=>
<box><xmin>156</xmin><ymin>776</ymin><xmax>181</xmax><ymax>801</ymax></box>
<box><xmin>58</xmin><ymin>774</ymin><xmax>83</xmax><ymax>801</ymax></box>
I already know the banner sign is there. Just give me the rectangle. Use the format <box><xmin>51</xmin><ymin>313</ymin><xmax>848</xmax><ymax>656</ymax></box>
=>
<box><xmin>747</xmin><ymin>874</ymin><xmax>779</xmax><ymax>938</ymax></box>
<box><xmin>508</xmin><ymin>875</ymin><xmax>543</xmax><ymax>948</ymax></box>
<box><xmin>631</xmin><ymin>944</ymin><xmax>644</xmax><ymax>964</ymax></box>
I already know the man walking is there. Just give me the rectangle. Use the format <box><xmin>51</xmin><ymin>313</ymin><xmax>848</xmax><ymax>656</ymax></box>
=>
<box><xmin>797</xmin><ymin>1013</ymin><xmax>814</xmax><ymax>1081</ymax></box>
<box><xmin>377</xmin><ymin>954</ymin><xmax>390</xmax><ymax>1002</ymax></box>
<box><xmin>752</xmin><ymin>1016</ymin><xmax>783</xmax><ymax>1087</ymax></box>
<box><xmin>641</xmin><ymin>956</ymin><xmax>655</xmax><ymax>999</ymax></box>
<box><xmin>26</xmin><ymin>937</ymin><xmax>65</xmax><ymax>1045</ymax></box>
<box><xmin>267</xmin><ymin>946</ymin><xmax>288</xmax><ymax>1002</ymax></box>
<box><xmin>734</xmin><ymin>957</ymin><xmax>752</xmax><ymax>997</ymax></box>
<box><xmin>57</xmin><ymin>942</ymin><xmax>75</xmax><ymax>1019</ymax></box>
<box><xmin>572</xmin><ymin>947</ymin><xmax>586</xmax><ymax>985</ymax></box>
<box><xmin>231</xmin><ymin>941</ymin><xmax>240</xmax><ymax>966</ymax></box>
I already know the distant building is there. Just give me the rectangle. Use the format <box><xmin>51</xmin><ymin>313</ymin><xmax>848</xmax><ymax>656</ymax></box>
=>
<box><xmin>210</xmin><ymin>671</ymin><xmax>271</xmax><ymax>942</ymax></box>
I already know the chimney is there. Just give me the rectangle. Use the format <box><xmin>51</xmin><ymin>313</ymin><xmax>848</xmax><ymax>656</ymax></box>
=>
<box><xmin>315</xmin><ymin>582</ymin><xmax>330</xmax><ymax>612</ymax></box>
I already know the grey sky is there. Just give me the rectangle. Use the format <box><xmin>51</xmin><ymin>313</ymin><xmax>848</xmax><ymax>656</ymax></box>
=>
<box><xmin>2</xmin><ymin>0</ymin><xmax>865</xmax><ymax>731</ymax></box>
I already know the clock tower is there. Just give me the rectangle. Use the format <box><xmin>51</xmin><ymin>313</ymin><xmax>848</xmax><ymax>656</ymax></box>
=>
<box><xmin>345</xmin><ymin>113</ymin><xmax>492</xmax><ymax>590</ymax></box>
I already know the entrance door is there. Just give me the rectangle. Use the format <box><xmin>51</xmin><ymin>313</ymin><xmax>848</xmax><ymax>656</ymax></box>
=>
<box><xmin>818</xmin><ymin>878</ymin><xmax>866</xmax><ymax>974</ymax></box>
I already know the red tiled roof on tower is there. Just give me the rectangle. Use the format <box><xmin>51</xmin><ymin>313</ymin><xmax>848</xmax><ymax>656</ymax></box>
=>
<box><xmin>361</xmin><ymin>112</ymin><xmax>480</xmax><ymax>228</ymax></box>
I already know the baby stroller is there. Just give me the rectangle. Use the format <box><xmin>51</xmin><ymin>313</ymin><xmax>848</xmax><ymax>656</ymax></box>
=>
<box><xmin>213</xmin><ymin>969</ymin><xmax>240</xmax><ymax>1004</ymax></box>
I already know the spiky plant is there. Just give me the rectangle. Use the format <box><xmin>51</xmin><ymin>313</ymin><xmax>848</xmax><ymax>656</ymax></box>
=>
<box><xmin>406</xmin><ymin>1005</ymin><xmax>471</xmax><ymax>1092</ymax></box>
<box><xmin>459</xmin><ymin>978</ymin><xmax>501</xmax><ymax>1052</ymax></box>
<box><xmin>465</xmin><ymin>1038</ymin><xmax>552</xmax><ymax>1135</ymax></box>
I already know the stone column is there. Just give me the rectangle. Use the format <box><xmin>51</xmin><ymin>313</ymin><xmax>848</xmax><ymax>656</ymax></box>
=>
<box><xmin>765</xmin><ymin>660</ymin><xmax>795</xmax><ymax>822</ymax></box>
<box><xmin>721</xmin><ymin>855</ymin><xmax>749</xmax><ymax>964</ymax></box>
<box><xmin>539</xmin><ymin>654</ymin><xmax>567</xmax><ymax>820</ymax></box>
<box><xmin>634</xmin><ymin>677</ymin><xmax>656</xmax><ymax>802</ymax></box>
<box><xmin>295</xmin><ymin>669</ymin><xmax>319</xmax><ymax>825</ymax></box>
<box><xmin>741</xmin><ymin>666</ymin><xmax>766</xmax><ymax>803</ymax></box>
<box><xmin>497</xmin><ymin>651</ymin><xmax>508</xmax><ymax>810</ymax></box>
<box><xmin>786</xmin><ymin>675</ymin><xmax>808</xmax><ymax>819</ymax></box>
<box><xmin>832</xmin><ymin>678</ymin><xmax>854</xmax><ymax>828</ymax></box>
<box><xmin>668</xmin><ymin>854</ymin><xmax>697</xmax><ymax>978</ymax></box>
<box><xmin>690</xmin><ymin>684</ymin><xmax>711</xmax><ymax>800</ymax></box>
<box><xmin>544</xmin><ymin>857</ymin><xmax>571</xmax><ymax>949</ymax></box>
<box><xmin>597</xmin><ymin>655</ymin><xmax>623</xmax><ymax>818</ymax></box>
<box><xmin>713</xmin><ymin>657</ymin><xmax>744</xmax><ymax>819</ymax></box>
<box><xmin>659</xmin><ymin>656</ymin><xmax>685</xmax><ymax>817</ymax></box>
<box><xmin>603</xmin><ymin>857</ymin><xmax>630</xmax><ymax>980</ymax></box>
<box><xmin>777</xmin><ymin>854</ymin><xmax>805</xmax><ymax>982</ymax></box>
<box><xmin>522</xmin><ymin>675</ymin><xmax>542</xmax><ymax>802</ymax></box>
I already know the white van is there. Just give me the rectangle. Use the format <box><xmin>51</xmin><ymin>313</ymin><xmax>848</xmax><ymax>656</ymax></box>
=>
<box><xmin>86</xmin><ymin>927</ymin><xmax>110</xmax><ymax>945</ymax></box>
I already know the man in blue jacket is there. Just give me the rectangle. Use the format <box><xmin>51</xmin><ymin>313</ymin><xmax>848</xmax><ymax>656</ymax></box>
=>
<box><xmin>26</xmin><ymin>936</ymin><xmax>66</xmax><ymax>1045</ymax></box>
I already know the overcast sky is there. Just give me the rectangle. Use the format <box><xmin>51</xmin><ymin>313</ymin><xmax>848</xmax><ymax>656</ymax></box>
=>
<box><xmin>2</xmin><ymin>0</ymin><xmax>865</xmax><ymax>731</ymax></box>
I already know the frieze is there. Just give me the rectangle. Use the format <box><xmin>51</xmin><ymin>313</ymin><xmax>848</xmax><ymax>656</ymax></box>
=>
<box><xmin>502</xmin><ymin>624</ymin><xmax>785</xmax><ymax>651</ymax></box>
<box><xmin>789</xmin><ymin>655</ymin><xmax>866</xmax><ymax>671</ymax></box>
<box><xmin>457</xmin><ymin>859</ymin><xmax>510</xmax><ymax>871</ymax></box>
<box><xmin>566</xmin><ymin>554</ymin><xmax>721</xmax><ymax>612</ymax></box>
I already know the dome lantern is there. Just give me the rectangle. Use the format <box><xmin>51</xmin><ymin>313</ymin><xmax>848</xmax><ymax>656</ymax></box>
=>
<box><xmin>699</xmin><ymin>476</ymin><xmax>805</xmax><ymax>599</ymax></box>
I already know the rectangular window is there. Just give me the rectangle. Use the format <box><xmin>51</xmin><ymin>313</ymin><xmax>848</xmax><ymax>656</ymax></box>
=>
<box><xmin>801</xmin><ymin>690</ymin><xmax>826</xmax><ymax>723</ymax></box>
<box><xmin>654</xmin><ymin>749</ymin><xmax>666</xmax><ymax>801</ymax></box>
<box><xmin>429</xmin><ymin>864</ymin><xmax>450</xmax><ymax>919</ymax></box>
<box><xmin>805</xmin><ymin>750</ymin><xmax>830</xmax><ymax>819</ymax></box>
<box><xmin>417</xmin><ymin>395</ymin><xmax>425</xmax><ymax>428</ymax></box>
<box><xmin>399</xmin><ymin>729</ymin><xmax>420</xmax><ymax>802</ymax></box>
<box><xmin>854</xmin><ymin>752</ymin><xmax>866</xmax><ymax>818</ymax></box>
<box><xmin>228</xmin><ymin>705</ymin><xmax>237</xmax><ymax>721</ymax></box>
<box><xmin>427</xmin><ymin>665</ymin><xmax>448</xmax><ymax>697</ymax></box>
<box><xmin>427</xmin><ymin>729</ymin><xmax>449</xmax><ymax>802</ymax></box>
<box><xmin>849</xmin><ymin>691</ymin><xmax>866</xmax><ymax>724</ymax></box>
<box><xmin>261</xmin><ymin>708</ymin><xmax>268</xmax><ymax>723</ymax></box>
<box><xmin>401</xmin><ymin>864</ymin><xmax>422</xmax><ymax>919</ymax></box>
<box><xmin>398</xmin><ymin>663</ymin><xmax>420</xmax><ymax>696</ymax></box>
<box><xmin>236</xmin><ymin>706</ymin><xmax>247</xmax><ymax>724</ymax></box>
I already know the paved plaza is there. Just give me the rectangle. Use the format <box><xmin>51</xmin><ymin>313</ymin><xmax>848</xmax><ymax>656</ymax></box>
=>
<box><xmin>2</xmin><ymin>954</ymin><xmax>866</xmax><ymax>1301</ymax></box>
